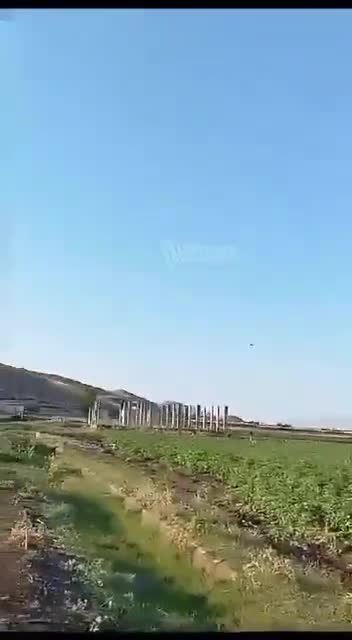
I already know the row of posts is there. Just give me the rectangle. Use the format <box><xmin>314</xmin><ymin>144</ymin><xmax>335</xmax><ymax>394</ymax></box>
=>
<box><xmin>88</xmin><ymin>399</ymin><xmax>229</xmax><ymax>432</ymax></box>
<box><xmin>87</xmin><ymin>400</ymin><xmax>100</xmax><ymax>428</ymax></box>
<box><xmin>159</xmin><ymin>404</ymin><xmax>229</xmax><ymax>432</ymax></box>
<box><xmin>118</xmin><ymin>400</ymin><xmax>153</xmax><ymax>427</ymax></box>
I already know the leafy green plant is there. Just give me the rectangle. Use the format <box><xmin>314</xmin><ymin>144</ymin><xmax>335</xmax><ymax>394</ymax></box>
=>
<box><xmin>106</xmin><ymin>431</ymin><xmax>352</xmax><ymax>550</ymax></box>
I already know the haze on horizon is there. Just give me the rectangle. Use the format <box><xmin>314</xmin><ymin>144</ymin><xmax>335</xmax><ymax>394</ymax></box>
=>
<box><xmin>2</xmin><ymin>10</ymin><xmax>352</xmax><ymax>430</ymax></box>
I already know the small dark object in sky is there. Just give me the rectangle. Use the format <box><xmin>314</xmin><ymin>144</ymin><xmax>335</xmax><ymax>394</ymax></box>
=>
<box><xmin>249</xmin><ymin>343</ymin><xmax>254</xmax><ymax>347</ymax></box>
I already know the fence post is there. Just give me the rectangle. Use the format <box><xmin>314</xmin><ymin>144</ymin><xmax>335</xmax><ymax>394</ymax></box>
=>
<box><xmin>166</xmin><ymin>404</ymin><xmax>169</xmax><ymax>429</ymax></box>
<box><xmin>224</xmin><ymin>405</ymin><xmax>229</xmax><ymax>432</ymax></box>
<box><xmin>195</xmin><ymin>404</ymin><xmax>201</xmax><ymax>431</ymax></box>
<box><xmin>124</xmin><ymin>401</ymin><xmax>127</xmax><ymax>427</ymax></box>
<box><xmin>202</xmin><ymin>406</ymin><xmax>206</xmax><ymax>431</ymax></box>
<box><xmin>180</xmin><ymin>405</ymin><xmax>185</xmax><ymax>431</ymax></box>
<box><xmin>216</xmin><ymin>405</ymin><xmax>220</xmax><ymax>432</ymax></box>
<box><xmin>187</xmin><ymin>405</ymin><xmax>192</xmax><ymax>430</ymax></box>
<box><xmin>209</xmin><ymin>406</ymin><xmax>213</xmax><ymax>431</ymax></box>
<box><xmin>122</xmin><ymin>403</ymin><xmax>125</xmax><ymax>426</ymax></box>
<box><xmin>176</xmin><ymin>404</ymin><xmax>181</xmax><ymax>432</ymax></box>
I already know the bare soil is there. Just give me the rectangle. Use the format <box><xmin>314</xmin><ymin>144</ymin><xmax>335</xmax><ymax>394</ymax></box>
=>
<box><xmin>0</xmin><ymin>488</ymin><xmax>97</xmax><ymax>631</ymax></box>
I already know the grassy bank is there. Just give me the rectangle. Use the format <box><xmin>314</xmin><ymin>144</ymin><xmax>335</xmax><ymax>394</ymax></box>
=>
<box><xmin>44</xmin><ymin>443</ymin><xmax>352</xmax><ymax>630</ymax></box>
<box><xmin>0</xmin><ymin>431</ymin><xmax>233</xmax><ymax>630</ymax></box>
<box><xmin>44</xmin><ymin>458</ymin><xmax>229</xmax><ymax>630</ymax></box>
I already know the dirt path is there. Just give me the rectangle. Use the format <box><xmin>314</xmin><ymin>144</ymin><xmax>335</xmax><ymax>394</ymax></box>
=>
<box><xmin>0</xmin><ymin>488</ymin><xmax>98</xmax><ymax>631</ymax></box>
<box><xmin>0</xmin><ymin>489</ymin><xmax>28</xmax><ymax>630</ymax></box>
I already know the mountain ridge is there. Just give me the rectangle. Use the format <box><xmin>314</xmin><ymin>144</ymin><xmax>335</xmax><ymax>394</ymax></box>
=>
<box><xmin>0</xmin><ymin>362</ymin><xmax>151</xmax><ymax>418</ymax></box>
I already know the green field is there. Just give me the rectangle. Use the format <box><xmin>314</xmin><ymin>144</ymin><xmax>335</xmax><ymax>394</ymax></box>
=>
<box><xmin>3</xmin><ymin>422</ymin><xmax>352</xmax><ymax>630</ymax></box>
<box><xmin>101</xmin><ymin>430</ymin><xmax>352</xmax><ymax>550</ymax></box>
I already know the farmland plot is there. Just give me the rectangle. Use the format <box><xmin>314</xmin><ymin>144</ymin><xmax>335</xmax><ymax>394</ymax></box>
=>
<box><xmin>105</xmin><ymin>430</ymin><xmax>352</xmax><ymax>551</ymax></box>
<box><xmin>2</xmin><ymin>423</ymin><xmax>352</xmax><ymax>630</ymax></box>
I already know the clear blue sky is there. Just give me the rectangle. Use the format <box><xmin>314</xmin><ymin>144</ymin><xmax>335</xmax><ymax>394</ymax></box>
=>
<box><xmin>3</xmin><ymin>9</ymin><xmax>352</xmax><ymax>427</ymax></box>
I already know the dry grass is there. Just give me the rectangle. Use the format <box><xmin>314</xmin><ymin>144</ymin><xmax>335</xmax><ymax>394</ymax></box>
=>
<box><xmin>8</xmin><ymin>509</ymin><xmax>46</xmax><ymax>551</ymax></box>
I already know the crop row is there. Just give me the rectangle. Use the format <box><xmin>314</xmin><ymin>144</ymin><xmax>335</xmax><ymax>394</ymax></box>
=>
<box><xmin>109</xmin><ymin>431</ymin><xmax>352</xmax><ymax>548</ymax></box>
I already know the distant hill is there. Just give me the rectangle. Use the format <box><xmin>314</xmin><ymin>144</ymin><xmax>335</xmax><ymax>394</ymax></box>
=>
<box><xmin>0</xmin><ymin>362</ymin><xmax>152</xmax><ymax>419</ymax></box>
<box><xmin>110</xmin><ymin>389</ymin><xmax>150</xmax><ymax>402</ymax></box>
<box><xmin>228</xmin><ymin>415</ymin><xmax>244</xmax><ymax>423</ymax></box>
<box><xmin>0</xmin><ymin>361</ymin><xmax>243</xmax><ymax>425</ymax></box>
